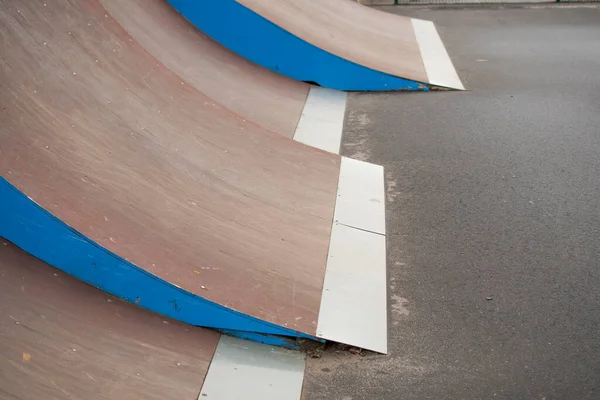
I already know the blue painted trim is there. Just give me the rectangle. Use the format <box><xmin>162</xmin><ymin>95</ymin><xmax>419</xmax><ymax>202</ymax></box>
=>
<box><xmin>219</xmin><ymin>329</ymin><xmax>327</xmax><ymax>349</ymax></box>
<box><xmin>166</xmin><ymin>0</ymin><xmax>428</xmax><ymax>92</ymax></box>
<box><xmin>0</xmin><ymin>177</ymin><xmax>318</xmax><ymax>344</ymax></box>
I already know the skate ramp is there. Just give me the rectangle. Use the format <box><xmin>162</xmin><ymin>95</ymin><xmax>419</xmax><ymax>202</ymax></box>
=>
<box><xmin>0</xmin><ymin>242</ymin><xmax>220</xmax><ymax>400</ymax></box>
<box><xmin>101</xmin><ymin>0</ymin><xmax>308</xmax><ymax>138</ymax></box>
<box><xmin>0</xmin><ymin>242</ymin><xmax>306</xmax><ymax>400</ymax></box>
<box><xmin>101</xmin><ymin>0</ymin><xmax>347</xmax><ymax>153</ymax></box>
<box><xmin>167</xmin><ymin>0</ymin><xmax>464</xmax><ymax>91</ymax></box>
<box><xmin>0</xmin><ymin>0</ymin><xmax>386</xmax><ymax>353</ymax></box>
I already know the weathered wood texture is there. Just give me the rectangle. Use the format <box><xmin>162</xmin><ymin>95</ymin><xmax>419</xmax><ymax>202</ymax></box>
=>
<box><xmin>0</xmin><ymin>0</ymin><xmax>341</xmax><ymax>335</ymax></box>
<box><xmin>101</xmin><ymin>0</ymin><xmax>309</xmax><ymax>138</ymax></box>
<box><xmin>0</xmin><ymin>241</ymin><xmax>221</xmax><ymax>400</ymax></box>
<box><xmin>238</xmin><ymin>0</ymin><xmax>428</xmax><ymax>82</ymax></box>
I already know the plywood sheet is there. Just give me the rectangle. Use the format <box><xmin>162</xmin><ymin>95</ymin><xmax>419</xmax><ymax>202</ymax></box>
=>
<box><xmin>101</xmin><ymin>0</ymin><xmax>309</xmax><ymax>138</ymax></box>
<box><xmin>0</xmin><ymin>0</ymin><xmax>340</xmax><ymax>335</ymax></box>
<box><xmin>237</xmin><ymin>0</ymin><xmax>429</xmax><ymax>83</ymax></box>
<box><xmin>0</xmin><ymin>241</ymin><xmax>220</xmax><ymax>400</ymax></box>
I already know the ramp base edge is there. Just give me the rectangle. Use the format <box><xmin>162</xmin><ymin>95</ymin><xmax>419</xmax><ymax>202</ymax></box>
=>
<box><xmin>317</xmin><ymin>158</ymin><xmax>388</xmax><ymax>354</ymax></box>
<box><xmin>200</xmin><ymin>335</ymin><xmax>306</xmax><ymax>400</ymax></box>
<box><xmin>412</xmin><ymin>18</ymin><xmax>465</xmax><ymax>91</ymax></box>
<box><xmin>0</xmin><ymin>177</ymin><xmax>318</xmax><ymax>347</ymax></box>
<box><xmin>167</xmin><ymin>0</ymin><xmax>430</xmax><ymax>91</ymax></box>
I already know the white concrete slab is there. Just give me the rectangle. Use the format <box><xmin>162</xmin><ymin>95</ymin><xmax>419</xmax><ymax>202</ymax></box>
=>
<box><xmin>411</xmin><ymin>18</ymin><xmax>465</xmax><ymax>90</ymax></box>
<box><xmin>199</xmin><ymin>335</ymin><xmax>305</xmax><ymax>400</ymax></box>
<box><xmin>317</xmin><ymin>222</ymin><xmax>388</xmax><ymax>354</ymax></box>
<box><xmin>333</xmin><ymin>157</ymin><xmax>386</xmax><ymax>235</ymax></box>
<box><xmin>293</xmin><ymin>86</ymin><xmax>347</xmax><ymax>154</ymax></box>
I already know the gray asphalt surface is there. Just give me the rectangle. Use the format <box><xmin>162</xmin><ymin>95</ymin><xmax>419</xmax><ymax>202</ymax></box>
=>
<box><xmin>303</xmin><ymin>5</ymin><xmax>600</xmax><ymax>400</ymax></box>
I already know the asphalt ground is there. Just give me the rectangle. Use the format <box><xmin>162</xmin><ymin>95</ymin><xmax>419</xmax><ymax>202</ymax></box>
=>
<box><xmin>303</xmin><ymin>4</ymin><xmax>600</xmax><ymax>399</ymax></box>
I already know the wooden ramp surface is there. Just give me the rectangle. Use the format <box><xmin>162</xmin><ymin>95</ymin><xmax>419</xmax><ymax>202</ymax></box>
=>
<box><xmin>238</xmin><ymin>0</ymin><xmax>429</xmax><ymax>83</ymax></box>
<box><xmin>100</xmin><ymin>0</ymin><xmax>309</xmax><ymax>138</ymax></box>
<box><xmin>234</xmin><ymin>0</ymin><xmax>464</xmax><ymax>90</ymax></box>
<box><xmin>0</xmin><ymin>242</ymin><xmax>220</xmax><ymax>400</ymax></box>
<box><xmin>0</xmin><ymin>0</ymin><xmax>387</xmax><ymax>353</ymax></box>
<box><xmin>0</xmin><ymin>0</ymin><xmax>339</xmax><ymax>335</ymax></box>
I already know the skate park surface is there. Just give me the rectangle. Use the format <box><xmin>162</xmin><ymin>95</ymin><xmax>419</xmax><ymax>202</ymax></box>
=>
<box><xmin>2</xmin><ymin>0</ymin><xmax>598</xmax><ymax>399</ymax></box>
<box><xmin>167</xmin><ymin>0</ymin><xmax>464</xmax><ymax>90</ymax></box>
<box><xmin>0</xmin><ymin>0</ymin><xmax>389</xmax><ymax>398</ymax></box>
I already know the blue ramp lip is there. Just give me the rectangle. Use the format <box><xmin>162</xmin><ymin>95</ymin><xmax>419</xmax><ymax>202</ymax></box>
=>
<box><xmin>165</xmin><ymin>0</ymin><xmax>428</xmax><ymax>92</ymax></box>
<box><xmin>0</xmin><ymin>177</ymin><xmax>317</xmax><ymax>346</ymax></box>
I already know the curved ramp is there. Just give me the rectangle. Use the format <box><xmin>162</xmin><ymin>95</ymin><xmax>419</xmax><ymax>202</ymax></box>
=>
<box><xmin>101</xmin><ymin>0</ymin><xmax>347</xmax><ymax>153</ymax></box>
<box><xmin>0</xmin><ymin>0</ymin><xmax>386</xmax><ymax>352</ymax></box>
<box><xmin>0</xmin><ymin>242</ymin><xmax>307</xmax><ymax>400</ymax></box>
<box><xmin>167</xmin><ymin>0</ymin><xmax>464</xmax><ymax>91</ymax></box>
<box><xmin>101</xmin><ymin>0</ymin><xmax>307</xmax><ymax>139</ymax></box>
<box><xmin>0</xmin><ymin>242</ymin><xmax>220</xmax><ymax>400</ymax></box>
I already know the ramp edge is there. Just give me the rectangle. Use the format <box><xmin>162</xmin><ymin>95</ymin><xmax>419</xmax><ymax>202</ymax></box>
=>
<box><xmin>317</xmin><ymin>157</ymin><xmax>388</xmax><ymax>354</ymax></box>
<box><xmin>166</xmin><ymin>0</ymin><xmax>427</xmax><ymax>91</ymax></box>
<box><xmin>411</xmin><ymin>18</ymin><xmax>465</xmax><ymax>91</ymax></box>
<box><xmin>199</xmin><ymin>335</ymin><xmax>305</xmax><ymax>400</ymax></box>
<box><xmin>294</xmin><ymin>86</ymin><xmax>347</xmax><ymax>154</ymax></box>
<box><xmin>0</xmin><ymin>178</ymin><xmax>317</xmax><ymax>346</ymax></box>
